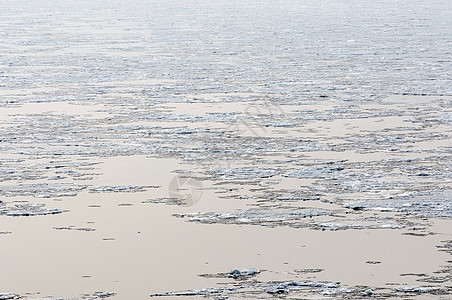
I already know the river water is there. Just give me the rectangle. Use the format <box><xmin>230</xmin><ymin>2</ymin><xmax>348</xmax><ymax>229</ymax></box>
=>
<box><xmin>0</xmin><ymin>0</ymin><xmax>451</xmax><ymax>299</ymax></box>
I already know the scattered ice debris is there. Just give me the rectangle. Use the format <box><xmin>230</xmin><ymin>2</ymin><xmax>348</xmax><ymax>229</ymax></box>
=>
<box><xmin>0</xmin><ymin>203</ymin><xmax>66</xmax><ymax>217</ymax></box>
<box><xmin>2</xmin><ymin>94</ymin><xmax>451</xmax><ymax>227</ymax></box>
<box><xmin>144</xmin><ymin>198</ymin><xmax>184</xmax><ymax>206</ymax></box>
<box><xmin>54</xmin><ymin>226</ymin><xmax>96</xmax><ymax>232</ymax></box>
<box><xmin>89</xmin><ymin>185</ymin><xmax>157</xmax><ymax>193</ymax></box>
<box><xmin>25</xmin><ymin>290</ymin><xmax>116</xmax><ymax>299</ymax></box>
<box><xmin>0</xmin><ymin>0</ymin><xmax>451</xmax><ymax>297</ymax></box>
<box><xmin>294</xmin><ymin>268</ymin><xmax>323</xmax><ymax>274</ymax></box>
<box><xmin>149</xmin><ymin>278</ymin><xmax>450</xmax><ymax>299</ymax></box>
<box><xmin>150</xmin><ymin>280</ymin><xmax>343</xmax><ymax>298</ymax></box>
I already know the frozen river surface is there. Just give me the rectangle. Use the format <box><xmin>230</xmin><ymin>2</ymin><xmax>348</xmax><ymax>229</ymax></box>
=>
<box><xmin>0</xmin><ymin>0</ymin><xmax>452</xmax><ymax>299</ymax></box>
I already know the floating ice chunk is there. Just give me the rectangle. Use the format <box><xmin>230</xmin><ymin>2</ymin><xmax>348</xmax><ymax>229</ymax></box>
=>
<box><xmin>0</xmin><ymin>293</ymin><xmax>17</xmax><ymax>300</ymax></box>
<box><xmin>145</xmin><ymin>198</ymin><xmax>182</xmax><ymax>205</ymax></box>
<box><xmin>237</xmin><ymin>218</ymin><xmax>250</xmax><ymax>223</ymax></box>
<box><xmin>177</xmin><ymin>207</ymin><xmax>333</xmax><ymax>227</ymax></box>
<box><xmin>93</xmin><ymin>291</ymin><xmax>116</xmax><ymax>298</ymax></box>
<box><xmin>228</xmin><ymin>268</ymin><xmax>260</xmax><ymax>279</ymax></box>
<box><xmin>1</xmin><ymin>203</ymin><xmax>66</xmax><ymax>217</ymax></box>
<box><xmin>436</xmin><ymin>113</ymin><xmax>452</xmax><ymax>122</ymax></box>
<box><xmin>54</xmin><ymin>226</ymin><xmax>96</xmax><ymax>232</ymax></box>
<box><xmin>266</xmin><ymin>283</ymin><xmax>289</xmax><ymax>294</ymax></box>
<box><xmin>0</xmin><ymin>183</ymin><xmax>84</xmax><ymax>198</ymax></box>
<box><xmin>396</xmin><ymin>286</ymin><xmax>440</xmax><ymax>293</ymax></box>
<box><xmin>372</xmin><ymin>207</ymin><xmax>394</xmax><ymax>212</ymax></box>
<box><xmin>266</xmin><ymin>281</ymin><xmax>340</xmax><ymax>294</ymax></box>
<box><xmin>218</xmin><ymin>214</ymin><xmax>236</xmax><ymax>219</ymax></box>
<box><xmin>284</xmin><ymin>165</ymin><xmax>344</xmax><ymax>179</ymax></box>
<box><xmin>216</xmin><ymin>168</ymin><xmax>277</xmax><ymax>179</ymax></box>
<box><xmin>150</xmin><ymin>288</ymin><xmax>225</xmax><ymax>297</ymax></box>
<box><xmin>89</xmin><ymin>185</ymin><xmax>155</xmax><ymax>193</ymax></box>
<box><xmin>47</xmin><ymin>175</ymin><xmax>67</xmax><ymax>180</ymax></box>
<box><xmin>199</xmin><ymin>268</ymin><xmax>261</xmax><ymax>280</ymax></box>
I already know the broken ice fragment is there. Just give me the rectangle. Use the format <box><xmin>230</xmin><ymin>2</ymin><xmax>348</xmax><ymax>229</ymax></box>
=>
<box><xmin>200</xmin><ymin>268</ymin><xmax>261</xmax><ymax>280</ymax></box>
<box><xmin>396</xmin><ymin>286</ymin><xmax>440</xmax><ymax>293</ymax></box>
<box><xmin>0</xmin><ymin>203</ymin><xmax>66</xmax><ymax>217</ymax></box>
<box><xmin>0</xmin><ymin>293</ymin><xmax>17</xmax><ymax>300</ymax></box>
<box><xmin>89</xmin><ymin>185</ymin><xmax>153</xmax><ymax>193</ymax></box>
<box><xmin>228</xmin><ymin>268</ymin><xmax>260</xmax><ymax>279</ymax></box>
